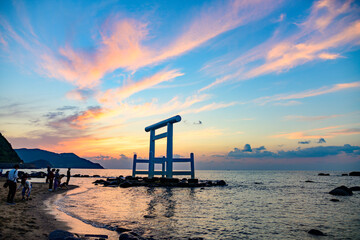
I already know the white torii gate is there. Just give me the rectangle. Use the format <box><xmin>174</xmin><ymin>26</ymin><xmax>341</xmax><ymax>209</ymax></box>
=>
<box><xmin>132</xmin><ymin>115</ymin><xmax>195</xmax><ymax>179</ymax></box>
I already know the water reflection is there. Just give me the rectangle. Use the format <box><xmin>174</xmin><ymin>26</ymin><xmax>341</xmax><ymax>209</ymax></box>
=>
<box><xmin>146</xmin><ymin>187</ymin><xmax>176</xmax><ymax>218</ymax></box>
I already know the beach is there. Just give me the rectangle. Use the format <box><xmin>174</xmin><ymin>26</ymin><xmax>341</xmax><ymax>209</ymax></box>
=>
<box><xmin>0</xmin><ymin>179</ymin><xmax>75</xmax><ymax>240</ymax></box>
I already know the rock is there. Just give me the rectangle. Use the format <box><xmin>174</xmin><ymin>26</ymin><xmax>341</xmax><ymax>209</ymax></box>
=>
<box><xmin>116</xmin><ymin>227</ymin><xmax>131</xmax><ymax>233</ymax></box>
<box><xmin>120</xmin><ymin>181</ymin><xmax>132</xmax><ymax>188</ymax></box>
<box><xmin>330</xmin><ymin>199</ymin><xmax>339</xmax><ymax>202</ymax></box>
<box><xmin>143</xmin><ymin>215</ymin><xmax>155</xmax><ymax>218</ymax></box>
<box><xmin>349</xmin><ymin>186</ymin><xmax>360</xmax><ymax>191</ymax></box>
<box><xmin>119</xmin><ymin>232</ymin><xmax>139</xmax><ymax>240</ymax></box>
<box><xmin>349</xmin><ymin>171</ymin><xmax>360</xmax><ymax>176</ymax></box>
<box><xmin>342</xmin><ymin>173</ymin><xmax>348</xmax><ymax>176</ymax></box>
<box><xmin>188</xmin><ymin>179</ymin><xmax>199</xmax><ymax>184</ymax></box>
<box><xmin>189</xmin><ymin>238</ymin><xmax>204</xmax><ymax>240</ymax></box>
<box><xmin>329</xmin><ymin>186</ymin><xmax>353</xmax><ymax>196</ymax></box>
<box><xmin>216</xmin><ymin>180</ymin><xmax>226</xmax><ymax>186</ymax></box>
<box><xmin>48</xmin><ymin>230</ymin><xmax>80</xmax><ymax>240</ymax></box>
<box><xmin>305</xmin><ymin>180</ymin><xmax>314</xmax><ymax>183</ymax></box>
<box><xmin>308</xmin><ymin>229</ymin><xmax>326</xmax><ymax>236</ymax></box>
<box><xmin>318</xmin><ymin>173</ymin><xmax>330</xmax><ymax>176</ymax></box>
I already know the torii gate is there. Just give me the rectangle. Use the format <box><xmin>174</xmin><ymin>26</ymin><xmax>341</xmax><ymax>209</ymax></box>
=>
<box><xmin>132</xmin><ymin>115</ymin><xmax>195</xmax><ymax>179</ymax></box>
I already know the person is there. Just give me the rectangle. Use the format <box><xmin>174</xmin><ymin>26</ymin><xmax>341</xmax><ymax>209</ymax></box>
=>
<box><xmin>48</xmin><ymin>169</ymin><xmax>55</xmax><ymax>191</ymax></box>
<box><xmin>46</xmin><ymin>166</ymin><xmax>51</xmax><ymax>183</ymax></box>
<box><xmin>18</xmin><ymin>174</ymin><xmax>32</xmax><ymax>200</ymax></box>
<box><xmin>53</xmin><ymin>169</ymin><xmax>60</xmax><ymax>191</ymax></box>
<box><xmin>7</xmin><ymin>164</ymin><xmax>19</xmax><ymax>204</ymax></box>
<box><xmin>0</xmin><ymin>168</ymin><xmax>3</xmax><ymax>177</ymax></box>
<box><xmin>59</xmin><ymin>174</ymin><xmax>68</xmax><ymax>189</ymax></box>
<box><xmin>66</xmin><ymin>168</ymin><xmax>71</xmax><ymax>185</ymax></box>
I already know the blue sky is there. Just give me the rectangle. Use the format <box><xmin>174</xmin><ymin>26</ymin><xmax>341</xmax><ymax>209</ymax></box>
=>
<box><xmin>0</xmin><ymin>0</ymin><xmax>359</xmax><ymax>169</ymax></box>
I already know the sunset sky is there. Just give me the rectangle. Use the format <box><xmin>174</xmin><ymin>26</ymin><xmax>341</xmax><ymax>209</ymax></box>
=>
<box><xmin>1</xmin><ymin>0</ymin><xmax>359</xmax><ymax>169</ymax></box>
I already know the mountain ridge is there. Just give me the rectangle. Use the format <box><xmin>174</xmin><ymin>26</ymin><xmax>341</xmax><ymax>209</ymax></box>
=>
<box><xmin>15</xmin><ymin>148</ymin><xmax>104</xmax><ymax>169</ymax></box>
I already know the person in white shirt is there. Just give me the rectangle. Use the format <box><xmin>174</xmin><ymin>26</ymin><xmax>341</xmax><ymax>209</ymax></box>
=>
<box><xmin>18</xmin><ymin>174</ymin><xmax>32</xmax><ymax>200</ymax></box>
<box><xmin>7</xmin><ymin>164</ymin><xmax>19</xmax><ymax>204</ymax></box>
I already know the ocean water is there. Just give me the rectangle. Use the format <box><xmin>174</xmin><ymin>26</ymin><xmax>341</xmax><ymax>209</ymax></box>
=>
<box><xmin>49</xmin><ymin>170</ymin><xmax>359</xmax><ymax>239</ymax></box>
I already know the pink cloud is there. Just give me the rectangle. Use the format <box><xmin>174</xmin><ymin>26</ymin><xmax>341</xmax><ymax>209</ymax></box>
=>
<box><xmin>39</xmin><ymin>0</ymin><xmax>281</xmax><ymax>89</ymax></box>
<box><xmin>201</xmin><ymin>0</ymin><xmax>360</xmax><ymax>90</ymax></box>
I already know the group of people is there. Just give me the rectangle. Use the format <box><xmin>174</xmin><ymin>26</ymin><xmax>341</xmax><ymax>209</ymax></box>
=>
<box><xmin>4</xmin><ymin>165</ymin><xmax>71</xmax><ymax>205</ymax></box>
<box><xmin>46</xmin><ymin>167</ymin><xmax>71</xmax><ymax>192</ymax></box>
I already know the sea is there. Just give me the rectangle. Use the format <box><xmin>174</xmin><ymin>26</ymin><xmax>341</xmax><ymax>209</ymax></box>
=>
<box><xmin>24</xmin><ymin>169</ymin><xmax>360</xmax><ymax>239</ymax></box>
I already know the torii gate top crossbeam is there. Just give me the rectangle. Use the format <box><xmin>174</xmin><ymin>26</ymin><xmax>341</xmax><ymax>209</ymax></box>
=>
<box><xmin>145</xmin><ymin>115</ymin><xmax>181</xmax><ymax>132</ymax></box>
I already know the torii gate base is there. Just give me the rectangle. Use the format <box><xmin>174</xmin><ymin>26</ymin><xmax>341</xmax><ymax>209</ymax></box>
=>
<box><xmin>132</xmin><ymin>115</ymin><xmax>195</xmax><ymax>179</ymax></box>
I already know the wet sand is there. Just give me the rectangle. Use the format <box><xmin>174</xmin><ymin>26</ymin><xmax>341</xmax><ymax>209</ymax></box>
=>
<box><xmin>0</xmin><ymin>178</ymin><xmax>76</xmax><ymax>240</ymax></box>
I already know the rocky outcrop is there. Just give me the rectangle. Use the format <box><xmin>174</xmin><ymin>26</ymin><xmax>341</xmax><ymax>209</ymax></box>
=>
<box><xmin>94</xmin><ymin>176</ymin><xmax>227</xmax><ymax>188</ymax></box>
<box><xmin>329</xmin><ymin>186</ymin><xmax>353</xmax><ymax>196</ymax></box>
<box><xmin>318</xmin><ymin>173</ymin><xmax>330</xmax><ymax>176</ymax></box>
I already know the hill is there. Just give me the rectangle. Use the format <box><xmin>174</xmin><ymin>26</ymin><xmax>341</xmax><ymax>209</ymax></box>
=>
<box><xmin>0</xmin><ymin>133</ymin><xmax>21</xmax><ymax>163</ymax></box>
<box><xmin>15</xmin><ymin>148</ymin><xmax>103</xmax><ymax>169</ymax></box>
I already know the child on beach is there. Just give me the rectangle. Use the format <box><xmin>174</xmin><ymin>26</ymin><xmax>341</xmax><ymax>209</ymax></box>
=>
<box><xmin>18</xmin><ymin>174</ymin><xmax>32</xmax><ymax>200</ymax></box>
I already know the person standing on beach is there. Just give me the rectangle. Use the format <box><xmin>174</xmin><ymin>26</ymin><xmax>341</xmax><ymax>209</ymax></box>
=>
<box><xmin>7</xmin><ymin>164</ymin><xmax>19</xmax><ymax>204</ymax></box>
<box><xmin>54</xmin><ymin>169</ymin><xmax>60</xmax><ymax>191</ymax></box>
<box><xmin>66</xmin><ymin>168</ymin><xmax>71</xmax><ymax>185</ymax></box>
<box><xmin>48</xmin><ymin>169</ymin><xmax>55</xmax><ymax>191</ymax></box>
<box><xmin>46</xmin><ymin>166</ymin><xmax>51</xmax><ymax>183</ymax></box>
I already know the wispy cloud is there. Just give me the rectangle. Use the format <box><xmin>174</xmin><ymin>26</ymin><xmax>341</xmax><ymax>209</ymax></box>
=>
<box><xmin>253</xmin><ymin>81</ymin><xmax>360</xmax><ymax>105</ymax></box>
<box><xmin>284</xmin><ymin>114</ymin><xmax>344</xmax><ymax>121</ymax></box>
<box><xmin>201</xmin><ymin>0</ymin><xmax>360</xmax><ymax>91</ymax></box>
<box><xmin>271</xmin><ymin>125</ymin><xmax>360</xmax><ymax>140</ymax></box>
<box><xmin>98</xmin><ymin>69</ymin><xmax>184</xmax><ymax>105</ymax></box>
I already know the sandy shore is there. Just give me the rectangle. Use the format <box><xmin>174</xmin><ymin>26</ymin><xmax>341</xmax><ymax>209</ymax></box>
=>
<box><xmin>0</xmin><ymin>178</ymin><xmax>76</xmax><ymax>240</ymax></box>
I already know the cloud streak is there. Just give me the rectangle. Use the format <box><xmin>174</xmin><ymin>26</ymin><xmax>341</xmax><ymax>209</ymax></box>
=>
<box><xmin>253</xmin><ymin>81</ymin><xmax>360</xmax><ymax>105</ymax></box>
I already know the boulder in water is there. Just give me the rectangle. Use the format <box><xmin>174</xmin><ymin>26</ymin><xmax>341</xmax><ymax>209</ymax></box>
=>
<box><xmin>308</xmin><ymin>229</ymin><xmax>326</xmax><ymax>236</ymax></box>
<box><xmin>349</xmin><ymin>171</ymin><xmax>360</xmax><ymax>176</ymax></box>
<box><xmin>342</xmin><ymin>173</ymin><xmax>348</xmax><ymax>176</ymax></box>
<box><xmin>349</xmin><ymin>186</ymin><xmax>360</xmax><ymax>191</ymax></box>
<box><xmin>116</xmin><ymin>227</ymin><xmax>131</xmax><ymax>233</ymax></box>
<box><xmin>119</xmin><ymin>232</ymin><xmax>139</xmax><ymax>240</ymax></box>
<box><xmin>48</xmin><ymin>230</ymin><xmax>80</xmax><ymax>240</ymax></box>
<box><xmin>329</xmin><ymin>186</ymin><xmax>353</xmax><ymax>196</ymax></box>
<box><xmin>120</xmin><ymin>181</ymin><xmax>132</xmax><ymax>188</ymax></box>
<box><xmin>318</xmin><ymin>173</ymin><xmax>330</xmax><ymax>176</ymax></box>
<box><xmin>330</xmin><ymin>199</ymin><xmax>339</xmax><ymax>202</ymax></box>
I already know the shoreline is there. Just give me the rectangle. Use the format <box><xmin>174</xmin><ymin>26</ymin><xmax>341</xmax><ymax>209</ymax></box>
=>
<box><xmin>0</xmin><ymin>178</ymin><xmax>73</xmax><ymax>239</ymax></box>
<box><xmin>0</xmin><ymin>178</ymin><xmax>120</xmax><ymax>240</ymax></box>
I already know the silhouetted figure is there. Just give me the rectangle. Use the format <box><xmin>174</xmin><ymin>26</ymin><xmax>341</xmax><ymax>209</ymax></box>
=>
<box><xmin>48</xmin><ymin>169</ymin><xmax>55</xmax><ymax>191</ymax></box>
<box><xmin>54</xmin><ymin>169</ymin><xmax>60</xmax><ymax>191</ymax></box>
<box><xmin>46</xmin><ymin>166</ymin><xmax>51</xmax><ymax>183</ymax></box>
<box><xmin>66</xmin><ymin>168</ymin><xmax>71</xmax><ymax>185</ymax></box>
<box><xmin>7</xmin><ymin>164</ymin><xmax>19</xmax><ymax>204</ymax></box>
